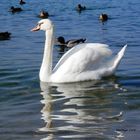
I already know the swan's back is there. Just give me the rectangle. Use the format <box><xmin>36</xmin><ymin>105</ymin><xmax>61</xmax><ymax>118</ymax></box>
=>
<box><xmin>53</xmin><ymin>43</ymin><xmax>112</xmax><ymax>72</ymax></box>
<box><xmin>51</xmin><ymin>43</ymin><xmax>114</xmax><ymax>83</ymax></box>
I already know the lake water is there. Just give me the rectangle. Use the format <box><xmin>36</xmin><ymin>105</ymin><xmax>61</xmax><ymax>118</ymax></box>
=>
<box><xmin>0</xmin><ymin>0</ymin><xmax>140</xmax><ymax>139</ymax></box>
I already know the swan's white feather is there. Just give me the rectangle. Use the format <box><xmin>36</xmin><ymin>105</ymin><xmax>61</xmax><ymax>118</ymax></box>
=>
<box><xmin>53</xmin><ymin>43</ymin><xmax>112</xmax><ymax>72</ymax></box>
<box><xmin>51</xmin><ymin>43</ymin><xmax>114</xmax><ymax>83</ymax></box>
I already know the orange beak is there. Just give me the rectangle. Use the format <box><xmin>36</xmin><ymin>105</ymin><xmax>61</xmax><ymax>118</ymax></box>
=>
<box><xmin>31</xmin><ymin>25</ymin><xmax>40</xmax><ymax>32</ymax></box>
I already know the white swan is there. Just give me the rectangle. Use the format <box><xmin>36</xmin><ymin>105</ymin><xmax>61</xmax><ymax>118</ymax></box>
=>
<box><xmin>31</xmin><ymin>19</ymin><xmax>127</xmax><ymax>83</ymax></box>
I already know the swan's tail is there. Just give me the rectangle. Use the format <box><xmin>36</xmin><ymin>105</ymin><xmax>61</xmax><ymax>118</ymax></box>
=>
<box><xmin>110</xmin><ymin>44</ymin><xmax>127</xmax><ymax>72</ymax></box>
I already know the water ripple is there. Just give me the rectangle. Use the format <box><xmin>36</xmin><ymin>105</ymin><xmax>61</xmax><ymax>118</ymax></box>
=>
<box><xmin>0</xmin><ymin>0</ymin><xmax>140</xmax><ymax>139</ymax></box>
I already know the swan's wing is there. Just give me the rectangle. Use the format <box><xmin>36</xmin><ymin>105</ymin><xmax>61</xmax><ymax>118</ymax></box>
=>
<box><xmin>53</xmin><ymin>43</ymin><xmax>112</xmax><ymax>74</ymax></box>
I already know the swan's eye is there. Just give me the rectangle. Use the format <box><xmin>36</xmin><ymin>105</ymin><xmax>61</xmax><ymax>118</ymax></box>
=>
<box><xmin>38</xmin><ymin>22</ymin><xmax>43</xmax><ymax>27</ymax></box>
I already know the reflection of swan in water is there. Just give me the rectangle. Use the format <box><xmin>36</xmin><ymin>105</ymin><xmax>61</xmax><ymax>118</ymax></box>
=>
<box><xmin>39</xmin><ymin>79</ymin><xmax>125</xmax><ymax>139</ymax></box>
<box><xmin>39</xmin><ymin>86</ymin><xmax>54</xmax><ymax>140</ymax></box>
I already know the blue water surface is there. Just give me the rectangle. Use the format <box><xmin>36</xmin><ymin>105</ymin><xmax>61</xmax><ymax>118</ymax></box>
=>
<box><xmin>0</xmin><ymin>0</ymin><xmax>140</xmax><ymax>139</ymax></box>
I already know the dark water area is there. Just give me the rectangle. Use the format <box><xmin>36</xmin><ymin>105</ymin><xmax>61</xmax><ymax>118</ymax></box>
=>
<box><xmin>0</xmin><ymin>0</ymin><xmax>140</xmax><ymax>139</ymax></box>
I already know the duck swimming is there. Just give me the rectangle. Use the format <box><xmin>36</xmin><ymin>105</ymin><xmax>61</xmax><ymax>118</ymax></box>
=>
<box><xmin>39</xmin><ymin>10</ymin><xmax>49</xmax><ymax>19</ymax></box>
<box><xmin>0</xmin><ymin>32</ymin><xmax>11</xmax><ymax>40</ymax></box>
<box><xmin>99</xmin><ymin>14</ymin><xmax>108</xmax><ymax>22</ymax></box>
<box><xmin>19</xmin><ymin>0</ymin><xmax>26</xmax><ymax>5</ymax></box>
<box><xmin>76</xmin><ymin>4</ymin><xmax>86</xmax><ymax>13</ymax></box>
<box><xmin>56</xmin><ymin>36</ymin><xmax>86</xmax><ymax>48</ymax></box>
<box><xmin>10</xmin><ymin>6</ymin><xmax>22</xmax><ymax>13</ymax></box>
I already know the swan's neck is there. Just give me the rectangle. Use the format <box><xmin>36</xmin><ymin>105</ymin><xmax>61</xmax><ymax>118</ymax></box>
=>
<box><xmin>39</xmin><ymin>27</ymin><xmax>54</xmax><ymax>82</ymax></box>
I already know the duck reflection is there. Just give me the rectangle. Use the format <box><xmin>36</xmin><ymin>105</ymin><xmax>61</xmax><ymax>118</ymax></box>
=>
<box><xmin>39</xmin><ymin>78</ymin><xmax>126</xmax><ymax>139</ymax></box>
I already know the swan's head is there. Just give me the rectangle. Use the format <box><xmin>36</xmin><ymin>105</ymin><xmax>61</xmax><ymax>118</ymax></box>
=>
<box><xmin>31</xmin><ymin>19</ymin><xmax>53</xmax><ymax>32</ymax></box>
